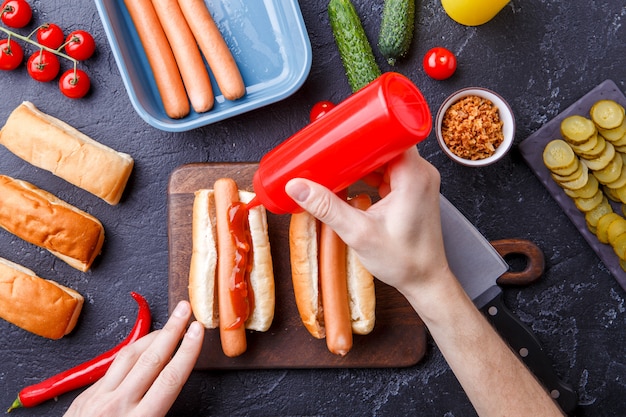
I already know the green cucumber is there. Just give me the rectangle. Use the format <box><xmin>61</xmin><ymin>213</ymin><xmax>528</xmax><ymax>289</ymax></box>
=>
<box><xmin>328</xmin><ymin>0</ymin><xmax>381</xmax><ymax>93</ymax></box>
<box><xmin>378</xmin><ymin>0</ymin><xmax>416</xmax><ymax>66</ymax></box>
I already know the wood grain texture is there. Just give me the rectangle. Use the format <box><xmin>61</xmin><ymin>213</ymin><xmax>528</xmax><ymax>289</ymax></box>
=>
<box><xmin>167</xmin><ymin>162</ymin><xmax>426</xmax><ymax>369</ymax></box>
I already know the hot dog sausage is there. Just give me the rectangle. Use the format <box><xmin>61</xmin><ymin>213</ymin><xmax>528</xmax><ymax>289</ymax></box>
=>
<box><xmin>152</xmin><ymin>0</ymin><xmax>214</xmax><ymax>113</ymax></box>
<box><xmin>123</xmin><ymin>0</ymin><xmax>190</xmax><ymax>119</ymax></box>
<box><xmin>319</xmin><ymin>192</ymin><xmax>352</xmax><ymax>356</ymax></box>
<box><xmin>214</xmin><ymin>178</ymin><xmax>247</xmax><ymax>357</ymax></box>
<box><xmin>178</xmin><ymin>0</ymin><xmax>246</xmax><ymax>101</ymax></box>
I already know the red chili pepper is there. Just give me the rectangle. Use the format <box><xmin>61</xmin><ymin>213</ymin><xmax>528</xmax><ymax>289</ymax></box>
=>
<box><xmin>7</xmin><ymin>292</ymin><xmax>152</xmax><ymax>412</ymax></box>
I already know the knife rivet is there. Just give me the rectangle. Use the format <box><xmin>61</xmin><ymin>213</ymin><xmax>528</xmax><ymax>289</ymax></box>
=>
<box><xmin>550</xmin><ymin>389</ymin><xmax>561</xmax><ymax>399</ymax></box>
<box><xmin>488</xmin><ymin>306</ymin><xmax>498</xmax><ymax>316</ymax></box>
<box><xmin>519</xmin><ymin>347</ymin><xmax>529</xmax><ymax>357</ymax></box>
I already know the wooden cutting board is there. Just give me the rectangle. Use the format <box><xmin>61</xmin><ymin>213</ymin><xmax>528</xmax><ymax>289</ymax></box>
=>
<box><xmin>167</xmin><ymin>163</ymin><xmax>426</xmax><ymax>370</ymax></box>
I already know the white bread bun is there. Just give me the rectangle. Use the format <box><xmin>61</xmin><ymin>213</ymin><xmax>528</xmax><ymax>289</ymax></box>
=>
<box><xmin>0</xmin><ymin>101</ymin><xmax>134</xmax><ymax>205</ymax></box>
<box><xmin>0</xmin><ymin>175</ymin><xmax>105</xmax><ymax>272</ymax></box>
<box><xmin>188</xmin><ymin>188</ymin><xmax>275</xmax><ymax>332</ymax></box>
<box><xmin>346</xmin><ymin>245</ymin><xmax>376</xmax><ymax>335</ymax></box>
<box><xmin>289</xmin><ymin>211</ymin><xmax>324</xmax><ymax>338</ymax></box>
<box><xmin>0</xmin><ymin>257</ymin><xmax>84</xmax><ymax>339</ymax></box>
<box><xmin>289</xmin><ymin>196</ymin><xmax>375</xmax><ymax>339</ymax></box>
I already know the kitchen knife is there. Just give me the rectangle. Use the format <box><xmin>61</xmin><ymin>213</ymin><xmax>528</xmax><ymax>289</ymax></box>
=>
<box><xmin>439</xmin><ymin>195</ymin><xmax>577</xmax><ymax>414</ymax></box>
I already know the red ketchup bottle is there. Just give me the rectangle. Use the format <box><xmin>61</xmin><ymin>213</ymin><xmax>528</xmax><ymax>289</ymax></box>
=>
<box><xmin>249</xmin><ymin>72</ymin><xmax>432</xmax><ymax>214</ymax></box>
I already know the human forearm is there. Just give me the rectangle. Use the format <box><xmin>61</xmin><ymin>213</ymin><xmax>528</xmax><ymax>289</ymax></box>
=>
<box><xmin>402</xmin><ymin>272</ymin><xmax>564</xmax><ymax>417</ymax></box>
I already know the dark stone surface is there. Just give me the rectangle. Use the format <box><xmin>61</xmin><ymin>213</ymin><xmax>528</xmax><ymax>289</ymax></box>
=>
<box><xmin>1</xmin><ymin>0</ymin><xmax>625</xmax><ymax>416</ymax></box>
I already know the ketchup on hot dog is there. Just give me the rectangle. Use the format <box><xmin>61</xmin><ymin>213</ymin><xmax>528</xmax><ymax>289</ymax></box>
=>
<box><xmin>226</xmin><ymin>202</ymin><xmax>254</xmax><ymax>330</ymax></box>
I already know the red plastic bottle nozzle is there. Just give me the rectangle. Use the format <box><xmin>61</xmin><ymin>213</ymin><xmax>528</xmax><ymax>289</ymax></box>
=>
<box><xmin>252</xmin><ymin>72</ymin><xmax>432</xmax><ymax>215</ymax></box>
<box><xmin>246</xmin><ymin>196</ymin><xmax>262</xmax><ymax>210</ymax></box>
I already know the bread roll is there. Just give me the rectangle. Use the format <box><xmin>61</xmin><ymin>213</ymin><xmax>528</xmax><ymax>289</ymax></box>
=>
<box><xmin>0</xmin><ymin>257</ymin><xmax>84</xmax><ymax>339</ymax></box>
<box><xmin>0</xmin><ymin>101</ymin><xmax>134</xmax><ymax>205</ymax></box>
<box><xmin>289</xmin><ymin>211</ymin><xmax>324</xmax><ymax>338</ymax></box>
<box><xmin>189</xmin><ymin>188</ymin><xmax>275</xmax><ymax>333</ymax></box>
<box><xmin>0</xmin><ymin>175</ymin><xmax>105</xmax><ymax>272</ymax></box>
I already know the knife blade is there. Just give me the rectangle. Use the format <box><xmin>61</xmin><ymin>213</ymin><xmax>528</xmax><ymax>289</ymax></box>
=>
<box><xmin>439</xmin><ymin>195</ymin><xmax>577</xmax><ymax>414</ymax></box>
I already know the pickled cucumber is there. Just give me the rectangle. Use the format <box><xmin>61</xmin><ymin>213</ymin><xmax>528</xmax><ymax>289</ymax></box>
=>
<box><xmin>564</xmin><ymin>174</ymin><xmax>599</xmax><ymax>199</ymax></box>
<box><xmin>583</xmin><ymin>141</ymin><xmax>616</xmax><ymax>171</ymax></box>
<box><xmin>543</xmin><ymin>139</ymin><xmax>577</xmax><ymax>171</ymax></box>
<box><xmin>561</xmin><ymin>115</ymin><xmax>597</xmax><ymax>144</ymax></box>
<box><xmin>593</xmin><ymin>152</ymin><xmax>624</xmax><ymax>184</ymax></box>
<box><xmin>574</xmin><ymin>189</ymin><xmax>604</xmax><ymax>212</ymax></box>
<box><xmin>590</xmin><ymin>99</ymin><xmax>625</xmax><ymax>130</ymax></box>
<box><xmin>584</xmin><ymin>196</ymin><xmax>612</xmax><ymax>228</ymax></box>
<box><xmin>596</xmin><ymin>212</ymin><xmax>622</xmax><ymax>244</ymax></box>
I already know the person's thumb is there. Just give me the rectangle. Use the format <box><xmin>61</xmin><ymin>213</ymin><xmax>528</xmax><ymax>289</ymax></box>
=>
<box><xmin>285</xmin><ymin>178</ymin><xmax>356</xmax><ymax>238</ymax></box>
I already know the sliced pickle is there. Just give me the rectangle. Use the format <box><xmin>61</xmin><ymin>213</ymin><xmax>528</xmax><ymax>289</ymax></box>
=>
<box><xmin>578</xmin><ymin>134</ymin><xmax>607</xmax><ymax>159</ymax></box>
<box><xmin>593</xmin><ymin>152</ymin><xmax>624</xmax><ymax>184</ymax></box>
<box><xmin>574</xmin><ymin>189</ymin><xmax>604</xmax><ymax>212</ymax></box>
<box><xmin>603</xmin><ymin>185</ymin><xmax>621</xmax><ymax>202</ymax></box>
<box><xmin>551</xmin><ymin>161</ymin><xmax>583</xmax><ymax>183</ymax></box>
<box><xmin>543</xmin><ymin>139</ymin><xmax>577</xmax><ymax>171</ymax></box>
<box><xmin>590</xmin><ymin>99</ymin><xmax>625</xmax><ymax>130</ymax></box>
<box><xmin>582</xmin><ymin>141</ymin><xmax>615</xmax><ymax>171</ymax></box>
<box><xmin>561</xmin><ymin>115</ymin><xmax>597</xmax><ymax>144</ymax></box>
<box><xmin>612</xmin><ymin>233</ymin><xmax>626</xmax><ymax>260</ymax></box>
<box><xmin>596</xmin><ymin>212</ymin><xmax>623</xmax><ymax>244</ymax></box>
<box><xmin>599</xmin><ymin>118</ymin><xmax>626</xmax><ymax>141</ymax></box>
<box><xmin>564</xmin><ymin>174</ymin><xmax>599</xmax><ymax>198</ymax></box>
<box><xmin>585</xmin><ymin>196</ymin><xmax>612</xmax><ymax>228</ymax></box>
<box><xmin>607</xmin><ymin>217</ymin><xmax>626</xmax><ymax>245</ymax></box>
<box><xmin>606</xmin><ymin>154</ymin><xmax>626</xmax><ymax>189</ymax></box>
<box><xmin>608</xmin><ymin>132</ymin><xmax>626</xmax><ymax>147</ymax></box>
<box><xmin>557</xmin><ymin>163</ymin><xmax>589</xmax><ymax>190</ymax></box>
<box><xmin>569</xmin><ymin>133</ymin><xmax>599</xmax><ymax>153</ymax></box>
<box><xmin>615</xmin><ymin>182</ymin><xmax>626</xmax><ymax>204</ymax></box>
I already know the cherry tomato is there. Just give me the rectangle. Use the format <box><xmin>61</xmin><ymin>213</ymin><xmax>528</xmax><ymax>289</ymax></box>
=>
<box><xmin>0</xmin><ymin>0</ymin><xmax>31</xmax><ymax>28</ymax></box>
<box><xmin>310</xmin><ymin>101</ymin><xmax>336</xmax><ymax>123</ymax></box>
<box><xmin>0</xmin><ymin>38</ymin><xmax>23</xmax><ymax>70</ymax></box>
<box><xmin>423</xmin><ymin>47</ymin><xmax>457</xmax><ymax>81</ymax></box>
<box><xmin>63</xmin><ymin>30</ymin><xmax>96</xmax><ymax>61</ymax></box>
<box><xmin>37</xmin><ymin>23</ymin><xmax>65</xmax><ymax>50</ymax></box>
<box><xmin>27</xmin><ymin>50</ymin><xmax>60</xmax><ymax>82</ymax></box>
<box><xmin>59</xmin><ymin>68</ymin><xmax>90</xmax><ymax>99</ymax></box>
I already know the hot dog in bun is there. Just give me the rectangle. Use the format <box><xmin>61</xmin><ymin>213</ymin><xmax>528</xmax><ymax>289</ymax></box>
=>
<box><xmin>289</xmin><ymin>193</ymin><xmax>375</xmax><ymax>356</ymax></box>
<box><xmin>188</xmin><ymin>178</ymin><xmax>275</xmax><ymax>357</ymax></box>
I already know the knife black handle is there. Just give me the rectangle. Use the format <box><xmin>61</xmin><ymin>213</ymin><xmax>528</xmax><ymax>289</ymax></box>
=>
<box><xmin>479</xmin><ymin>287</ymin><xmax>577</xmax><ymax>415</ymax></box>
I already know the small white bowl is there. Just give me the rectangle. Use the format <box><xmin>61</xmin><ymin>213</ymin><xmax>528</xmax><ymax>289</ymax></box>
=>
<box><xmin>435</xmin><ymin>87</ymin><xmax>515</xmax><ymax>167</ymax></box>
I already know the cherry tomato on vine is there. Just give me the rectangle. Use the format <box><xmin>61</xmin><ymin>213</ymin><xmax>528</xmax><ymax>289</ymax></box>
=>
<box><xmin>0</xmin><ymin>38</ymin><xmax>23</xmax><ymax>70</ymax></box>
<box><xmin>423</xmin><ymin>47</ymin><xmax>457</xmax><ymax>81</ymax></box>
<box><xmin>0</xmin><ymin>0</ymin><xmax>32</xmax><ymax>28</ymax></box>
<box><xmin>59</xmin><ymin>69</ymin><xmax>90</xmax><ymax>99</ymax></box>
<box><xmin>310</xmin><ymin>101</ymin><xmax>336</xmax><ymax>123</ymax></box>
<box><xmin>37</xmin><ymin>23</ymin><xmax>65</xmax><ymax>50</ymax></box>
<box><xmin>63</xmin><ymin>30</ymin><xmax>96</xmax><ymax>61</ymax></box>
<box><xmin>27</xmin><ymin>50</ymin><xmax>60</xmax><ymax>82</ymax></box>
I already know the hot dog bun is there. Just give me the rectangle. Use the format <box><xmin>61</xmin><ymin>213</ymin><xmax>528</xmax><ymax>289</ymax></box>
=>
<box><xmin>289</xmin><ymin>194</ymin><xmax>375</xmax><ymax>352</ymax></box>
<box><xmin>188</xmin><ymin>182</ymin><xmax>275</xmax><ymax>357</ymax></box>
<box><xmin>0</xmin><ymin>257</ymin><xmax>84</xmax><ymax>339</ymax></box>
<box><xmin>0</xmin><ymin>175</ymin><xmax>105</xmax><ymax>272</ymax></box>
<box><xmin>0</xmin><ymin>101</ymin><xmax>134</xmax><ymax>205</ymax></box>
